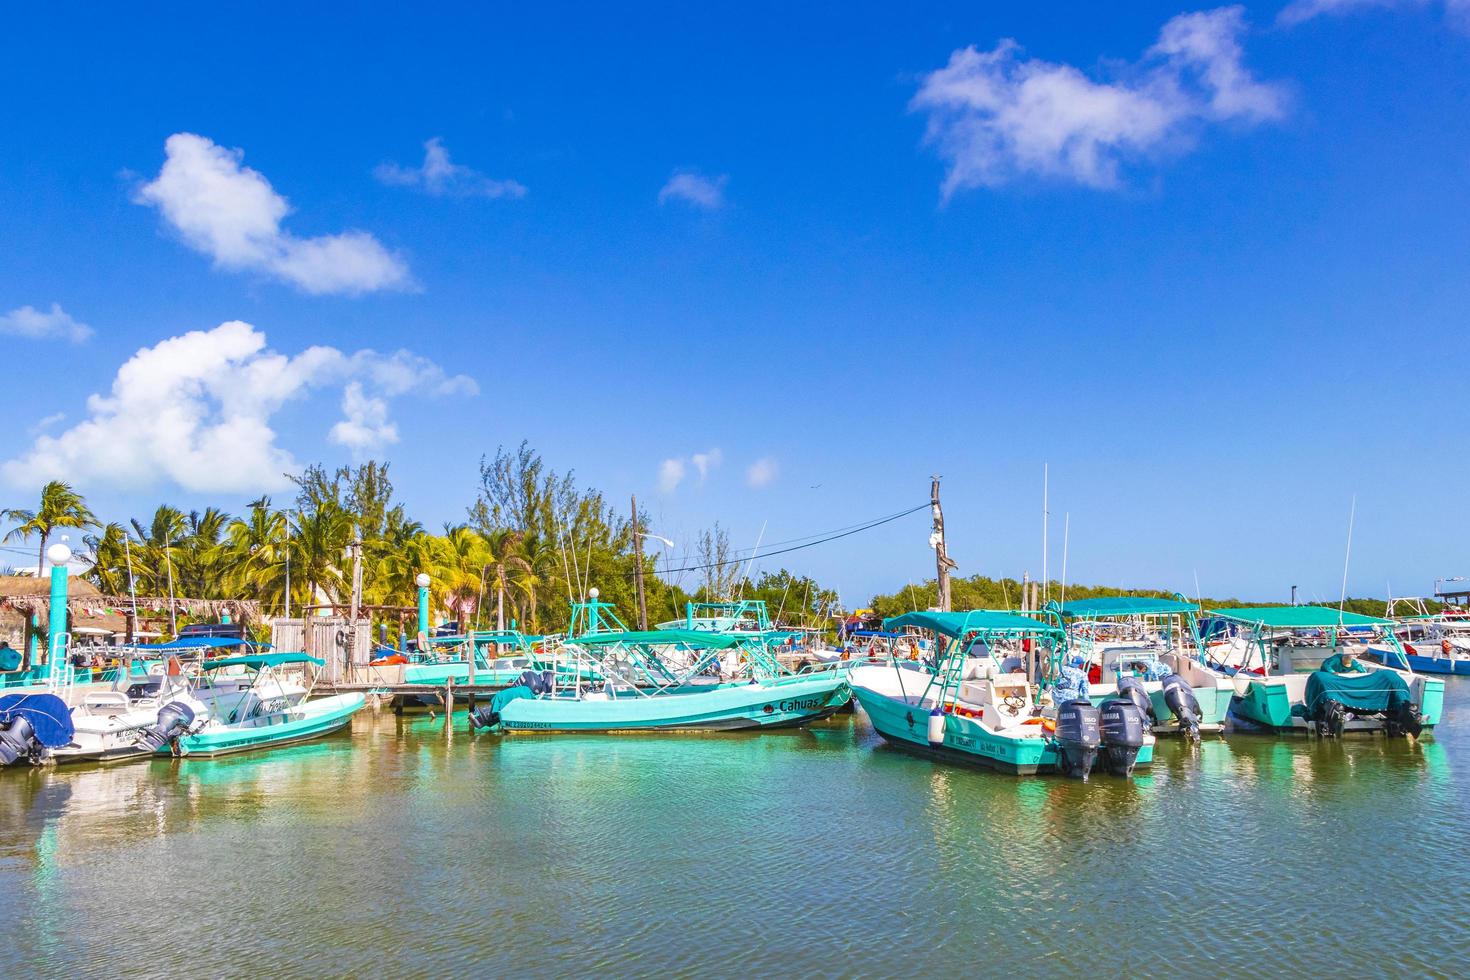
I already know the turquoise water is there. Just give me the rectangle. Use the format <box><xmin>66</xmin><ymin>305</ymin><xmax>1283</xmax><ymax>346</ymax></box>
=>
<box><xmin>3</xmin><ymin>684</ymin><xmax>1469</xmax><ymax>977</ymax></box>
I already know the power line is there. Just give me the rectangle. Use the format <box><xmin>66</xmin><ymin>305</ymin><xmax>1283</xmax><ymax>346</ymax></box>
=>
<box><xmin>633</xmin><ymin>502</ymin><xmax>928</xmax><ymax>578</ymax></box>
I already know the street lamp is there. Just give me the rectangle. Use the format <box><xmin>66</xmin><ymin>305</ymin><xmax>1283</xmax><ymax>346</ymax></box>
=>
<box><xmin>415</xmin><ymin>573</ymin><xmax>431</xmax><ymax>642</ymax></box>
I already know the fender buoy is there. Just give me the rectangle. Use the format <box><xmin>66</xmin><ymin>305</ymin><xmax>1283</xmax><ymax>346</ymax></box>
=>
<box><xmin>1444</xmin><ymin>639</ymin><xmax>1454</xmax><ymax>657</ymax></box>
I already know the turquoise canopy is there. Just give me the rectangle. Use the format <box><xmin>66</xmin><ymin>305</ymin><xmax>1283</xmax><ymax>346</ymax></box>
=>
<box><xmin>1209</xmin><ymin>606</ymin><xmax>1391</xmax><ymax>628</ymax></box>
<box><xmin>200</xmin><ymin>653</ymin><xmax>325</xmax><ymax>671</ymax></box>
<box><xmin>1059</xmin><ymin>597</ymin><xmax>1198</xmax><ymax>618</ymax></box>
<box><xmin>885</xmin><ymin>610</ymin><xmax>1061</xmax><ymax>638</ymax></box>
<box><xmin>571</xmin><ymin>629</ymin><xmax>742</xmax><ymax>649</ymax></box>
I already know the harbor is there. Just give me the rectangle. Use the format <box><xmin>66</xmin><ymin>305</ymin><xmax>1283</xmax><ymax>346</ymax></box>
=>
<box><xmin>3</xmin><ymin>685</ymin><xmax>1466</xmax><ymax>976</ymax></box>
<box><xmin>5</xmin><ymin>1</ymin><xmax>1470</xmax><ymax>975</ymax></box>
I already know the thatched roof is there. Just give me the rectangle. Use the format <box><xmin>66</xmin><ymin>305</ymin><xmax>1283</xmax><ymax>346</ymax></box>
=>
<box><xmin>0</xmin><ymin>575</ymin><xmax>261</xmax><ymax>629</ymax></box>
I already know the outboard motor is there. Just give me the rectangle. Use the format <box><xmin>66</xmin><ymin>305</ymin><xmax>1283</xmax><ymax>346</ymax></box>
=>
<box><xmin>136</xmin><ymin>701</ymin><xmax>197</xmax><ymax>753</ymax></box>
<box><xmin>1054</xmin><ymin>699</ymin><xmax>1101</xmax><ymax>780</ymax></box>
<box><xmin>467</xmin><ymin>704</ymin><xmax>500</xmax><ymax>730</ymax></box>
<box><xmin>1315</xmin><ymin>699</ymin><xmax>1347</xmax><ymax>738</ymax></box>
<box><xmin>1159</xmin><ymin>673</ymin><xmax>1202</xmax><ymax>739</ymax></box>
<box><xmin>0</xmin><ymin>715</ymin><xmax>42</xmax><ymax>766</ymax></box>
<box><xmin>514</xmin><ymin>670</ymin><xmax>556</xmax><ymax>695</ymax></box>
<box><xmin>1384</xmin><ymin>700</ymin><xmax>1424</xmax><ymax>739</ymax></box>
<box><xmin>1115</xmin><ymin>676</ymin><xmax>1155</xmax><ymax>725</ymax></box>
<box><xmin>1099</xmin><ymin>698</ymin><xmax>1147</xmax><ymax>777</ymax></box>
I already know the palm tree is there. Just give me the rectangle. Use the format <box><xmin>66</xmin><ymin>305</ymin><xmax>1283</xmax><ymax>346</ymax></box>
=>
<box><xmin>2</xmin><ymin>481</ymin><xmax>98</xmax><ymax>572</ymax></box>
<box><xmin>83</xmin><ymin>523</ymin><xmax>135</xmax><ymax>595</ymax></box>
<box><xmin>222</xmin><ymin>498</ymin><xmax>290</xmax><ymax>613</ymax></box>
<box><xmin>431</xmin><ymin>526</ymin><xmax>491</xmax><ymax>630</ymax></box>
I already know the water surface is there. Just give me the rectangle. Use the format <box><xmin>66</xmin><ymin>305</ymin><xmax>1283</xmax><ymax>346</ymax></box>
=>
<box><xmin>3</xmin><ymin>684</ymin><xmax>1468</xmax><ymax>977</ymax></box>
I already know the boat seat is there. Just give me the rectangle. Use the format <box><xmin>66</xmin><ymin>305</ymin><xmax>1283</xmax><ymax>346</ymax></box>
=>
<box><xmin>78</xmin><ymin>691</ymin><xmax>131</xmax><ymax>716</ymax></box>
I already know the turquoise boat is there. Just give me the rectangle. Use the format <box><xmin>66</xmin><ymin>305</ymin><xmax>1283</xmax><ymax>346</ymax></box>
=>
<box><xmin>164</xmin><ymin>653</ymin><xmax>365</xmax><ymax>758</ymax></box>
<box><xmin>1210</xmin><ymin>606</ymin><xmax>1444</xmax><ymax>736</ymax></box>
<box><xmin>472</xmin><ymin>594</ymin><xmax>850</xmax><ymax>733</ymax></box>
<box><xmin>849</xmin><ymin>610</ymin><xmax>1155</xmax><ymax>779</ymax></box>
<box><xmin>1053</xmin><ymin>596</ymin><xmax>1234</xmax><ymax>736</ymax></box>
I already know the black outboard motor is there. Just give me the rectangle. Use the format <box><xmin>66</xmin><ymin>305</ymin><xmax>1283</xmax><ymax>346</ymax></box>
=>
<box><xmin>467</xmin><ymin>704</ymin><xmax>499</xmax><ymax>730</ymax></box>
<box><xmin>1384</xmin><ymin>700</ymin><xmax>1424</xmax><ymax>739</ymax></box>
<box><xmin>1159</xmin><ymin>672</ymin><xmax>1202</xmax><ymax>739</ymax></box>
<box><xmin>1315</xmin><ymin>699</ymin><xmax>1347</xmax><ymax>738</ymax></box>
<box><xmin>1115</xmin><ymin>676</ymin><xmax>1155</xmax><ymax>725</ymax></box>
<box><xmin>1099</xmin><ymin>698</ymin><xmax>1147</xmax><ymax>777</ymax></box>
<box><xmin>0</xmin><ymin>715</ymin><xmax>42</xmax><ymax>766</ymax></box>
<box><xmin>136</xmin><ymin>701</ymin><xmax>197</xmax><ymax>753</ymax></box>
<box><xmin>1054</xmin><ymin>699</ymin><xmax>1101</xmax><ymax>780</ymax></box>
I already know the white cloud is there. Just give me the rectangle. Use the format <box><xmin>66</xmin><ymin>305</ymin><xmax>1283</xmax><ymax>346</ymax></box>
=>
<box><xmin>29</xmin><ymin>413</ymin><xmax>66</xmax><ymax>435</ymax></box>
<box><xmin>375</xmin><ymin>138</ymin><xmax>527</xmax><ymax>199</ymax></box>
<box><xmin>691</xmin><ymin>448</ymin><xmax>723</xmax><ymax>482</ymax></box>
<box><xmin>0</xmin><ymin>320</ymin><xmax>476</xmax><ymax>493</ymax></box>
<box><xmin>746</xmin><ymin>457</ymin><xmax>778</xmax><ymax>489</ymax></box>
<box><xmin>658</xmin><ymin>170</ymin><xmax>728</xmax><ymax>209</ymax></box>
<box><xmin>1278</xmin><ymin>0</ymin><xmax>1469</xmax><ymax>28</ymax></box>
<box><xmin>0</xmin><ymin>303</ymin><xmax>93</xmax><ymax>342</ymax></box>
<box><xmin>329</xmin><ymin>382</ymin><xmax>398</xmax><ymax>452</ymax></box>
<box><xmin>658</xmin><ymin>458</ymin><xmax>687</xmax><ymax>494</ymax></box>
<box><xmin>135</xmin><ymin>133</ymin><xmax>413</xmax><ymax>295</ymax></box>
<box><xmin>911</xmin><ymin>6</ymin><xmax>1285</xmax><ymax>195</ymax></box>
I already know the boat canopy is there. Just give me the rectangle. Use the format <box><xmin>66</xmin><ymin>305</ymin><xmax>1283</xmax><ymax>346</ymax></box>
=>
<box><xmin>572</xmin><ymin>629</ymin><xmax>742</xmax><ymax>650</ymax></box>
<box><xmin>1058</xmin><ymin>597</ymin><xmax>1198</xmax><ymax>618</ymax></box>
<box><xmin>200</xmin><ymin>653</ymin><xmax>325</xmax><ymax>671</ymax></box>
<box><xmin>132</xmin><ymin>636</ymin><xmax>255</xmax><ymax>651</ymax></box>
<box><xmin>885</xmin><ymin>610</ymin><xmax>1061</xmax><ymax>638</ymax></box>
<box><xmin>1208</xmin><ymin>606</ymin><xmax>1391</xmax><ymax>628</ymax></box>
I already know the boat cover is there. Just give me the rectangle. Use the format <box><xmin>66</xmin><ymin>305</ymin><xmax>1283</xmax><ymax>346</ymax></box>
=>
<box><xmin>488</xmin><ymin>685</ymin><xmax>536</xmax><ymax>716</ymax></box>
<box><xmin>1053</xmin><ymin>664</ymin><xmax>1089</xmax><ymax>703</ymax></box>
<box><xmin>0</xmin><ymin>693</ymin><xmax>75</xmax><ymax>747</ymax></box>
<box><xmin>1302</xmin><ymin>669</ymin><xmax>1411</xmax><ymax>717</ymax></box>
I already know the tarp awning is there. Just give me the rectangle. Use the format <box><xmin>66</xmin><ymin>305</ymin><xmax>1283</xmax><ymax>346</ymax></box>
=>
<box><xmin>1209</xmin><ymin>606</ymin><xmax>1391</xmax><ymax>628</ymax></box>
<box><xmin>201</xmin><ymin>653</ymin><xmax>324</xmax><ymax>671</ymax></box>
<box><xmin>571</xmin><ymin>629</ymin><xmax>742</xmax><ymax>650</ymax></box>
<box><xmin>1059</xmin><ymin>597</ymin><xmax>1198</xmax><ymax>618</ymax></box>
<box><xmin>884</xmin><ymin>610</ymin><xmax>1061</xmax><ymax>639</ymax></box>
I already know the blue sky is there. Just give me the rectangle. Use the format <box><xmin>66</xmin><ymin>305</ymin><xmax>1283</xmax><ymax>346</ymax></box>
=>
<box><xmin>1</xmin><ymin>1</ymin><xmax>1467</xmax><ymax>603</ymax></box>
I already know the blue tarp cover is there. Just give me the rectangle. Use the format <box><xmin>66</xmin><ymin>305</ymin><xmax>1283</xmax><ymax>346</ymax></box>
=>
<box><xmin>0</xmin><ymin>693</ymin><xmax>75</xmax><ymax>747</ymax></box>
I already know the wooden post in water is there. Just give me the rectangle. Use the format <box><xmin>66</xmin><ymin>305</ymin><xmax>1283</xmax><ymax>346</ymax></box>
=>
<box><xmin>632</xmin><ymin>494</ymin><xmax>648</xmax><ymax>631</ymax></box>
<box><xmin>444</xmin><ymin>677</ymin><xmax>454</xmax><ymax>733</ymax></box>
<box><xmin>931</xmin><ymin>477</ymin><xmax>956</xmax><ymax>612</ymax></box>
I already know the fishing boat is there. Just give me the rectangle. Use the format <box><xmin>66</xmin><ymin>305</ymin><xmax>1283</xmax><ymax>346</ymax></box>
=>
<box><xmin>388</xmin><ymin>629</ymin><xmax>544</xmax><ymax>708</ymax></box>
<box><xmin>1213</xmin><ymin>606</ymin><xmax>1444</xmax><ymax>736</ymax></box>
<box><xmin>50</xmin><ymin>668</ymin><xmax>214</xmax><ymax>765</ymax></box>
<box><xmin>1054</xmin><ymin>596</ymin><xmax>1233</xmax><ymax>736</ymax></box>
<box><xmin>469</xmin><ymin>593</ymin><xmax>850</xmax><ymax>733</ymax></box>
<box><xmin>1362</xmin><ymin>598</ymin><xmax>1470</xmax><ymax>676</ymax></box>
<box><xmin>159</xmin><ymin>653</ymin><xmax>365</xmax><ymax>758</ymax></box>
<box><xmin>848</xmin><ymin>610</ymin><xmax>1154</xmax><ymax>779</ymax></box>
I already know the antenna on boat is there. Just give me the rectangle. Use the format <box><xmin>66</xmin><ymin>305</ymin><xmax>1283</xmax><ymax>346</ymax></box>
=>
<box><xmin>1041</xmin><ymin>464</ymin><xmax>1049</xmax><ymax>605</ymax></box>
<box><xmin>1059</xmin><ymin>512</ymin><xmax>1070</xmax><ymax>610</ymax></box>
<box><xmin>1338</xmin><ymin>493</ymin><xmax>1357</xmax><ymax>625</ymax></box>
<box><xmin>1193</xmin><ymin>569</ymin><xmax>1202</xmax><ymax>608</ymax></box>
<box><xmin>737</xmin><ymin>520</ymin><xmax>768</xmax><ymax>600</ymax></box>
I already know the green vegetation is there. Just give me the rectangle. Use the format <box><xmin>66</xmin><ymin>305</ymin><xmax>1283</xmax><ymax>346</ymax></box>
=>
<box><xmin>1</xmin><ymin>452</ymin><xmax>1439</xmax><ymax>639</ymax></box>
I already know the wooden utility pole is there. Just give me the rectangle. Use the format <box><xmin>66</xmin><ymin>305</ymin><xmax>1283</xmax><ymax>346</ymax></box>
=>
<box><xmin>931</xmin><ymin>477</ymin><xmax>957</xmax><ymax>612</ymax></box>
<box><xmin>632</xmin><ymin>494</ymin><xmax>648</xmax><ymax>630</ymax></box>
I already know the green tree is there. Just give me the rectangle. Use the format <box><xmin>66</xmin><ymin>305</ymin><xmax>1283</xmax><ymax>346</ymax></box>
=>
<box><xmin>2</xmin><ymin>480</ymin><xmax>98</xmax><ymax>572</ymax></box>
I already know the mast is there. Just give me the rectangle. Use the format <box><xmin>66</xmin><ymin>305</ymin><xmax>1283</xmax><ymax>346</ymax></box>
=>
<box><xmin>632</xmin><ymin>494</ymin><xmax>648</xmax><ymax>630</ymax></box>
<box><xmin>930</xmin><ymin>477</ymin><xmax>956</xmax><ymax>612</ymax></box>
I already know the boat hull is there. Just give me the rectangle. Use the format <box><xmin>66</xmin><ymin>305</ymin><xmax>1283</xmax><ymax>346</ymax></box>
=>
<box><xmin>168</xmin><ymin>693</ymin><xmax>365</xmax><ymax>758</ymax></box>
<box><xmin>497</xmin><ymin>673</ymin><xmax>850</xmax><ymax>733</ymax></box>
<box><xmin>1362</xmin><ymin>646</ymin><xmax>1470</xmax><ymax>677</ymax></box>
<box><xmin>1228</xmin><ymin>667</ymin><xmax>1444</xmax><ymax>734</ymax></box>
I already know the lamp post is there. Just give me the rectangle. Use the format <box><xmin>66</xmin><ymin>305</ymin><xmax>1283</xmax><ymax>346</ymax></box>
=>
<box><xmin>45</xmin><ymin>540</ymin><xmax>72</xmax><ymax>686</ymax></box>
<box><xmin>416</xmin><ymin>573</ymin><xmax>431</xmax><ymax>645</ymax></box>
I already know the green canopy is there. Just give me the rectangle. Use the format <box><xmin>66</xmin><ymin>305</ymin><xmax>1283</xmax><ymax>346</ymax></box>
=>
<box><xmin>1059</xmin><ymin>596</ymin><xmax>1198</xmax><ymax>618</ymax></box>
<box><xmin>570</xmin><ymin>629</ymin><xmax>742</xmax><ymax>650</ymax></box>
<box><xmin>1208</xmin><ymin>606</ymin><xmax>1390</xmax><ymax>629</ymax></box>
<box><xmin>201</xmin><ymin>653</ymin><xmax>325</xmax><ymax>671</ymax></box>
<box><xmin>884</xmin><ymin>610</ymin><xmax>1061</xmax><ymax>639</ymax></box>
